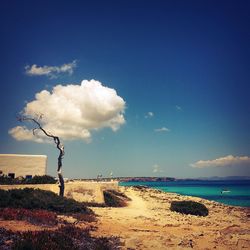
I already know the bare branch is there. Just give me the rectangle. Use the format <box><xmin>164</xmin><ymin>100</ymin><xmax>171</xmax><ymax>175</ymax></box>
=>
<box><xmin>18</xmin><ymin>115</ymin><xmax>65</xmax><ymax>197</ymax></box>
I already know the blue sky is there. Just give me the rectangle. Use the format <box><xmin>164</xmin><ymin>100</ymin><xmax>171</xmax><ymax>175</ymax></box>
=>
<box><xmin>0</xmin><ymin>0</ymin><xmax>250</xmax><ymax>178</ymax></box>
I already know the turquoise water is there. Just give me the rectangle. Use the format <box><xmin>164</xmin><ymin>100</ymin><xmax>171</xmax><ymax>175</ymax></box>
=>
<box><xmin>119</xmin><ymin>180</ymin><xmax>250</xmax><ymax>207</ymax></box>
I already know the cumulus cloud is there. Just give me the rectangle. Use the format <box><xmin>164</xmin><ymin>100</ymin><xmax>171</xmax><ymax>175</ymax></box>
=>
<box><xmin>190</xmin><ymin>155</ymin><xmax>250</xmax><ymax>168</ymax></box>
<box><xmin>154</xmin><ymin>127</ymin><xmax>170</xmax><ymax>132</ymax></box>
<box><xmin>152</xmin><ymin>164</ymin><xmax>163</xmax><ymax>173</ymax></box>
<box><xmin>9</xmin><ymin>79</ymin><xmax>126</xmax><ymax>142</ymax></box>
<box><xmin>8</xmin><ymin>126</ymin><xmax>45</xmax><ymax>143</ymax></box>
<box><xmin>145</xmin><ymin>111</ymin><xmax>154</xmax><ymax>118</ymax></box>
<box><xmin>25</xmin><ymin>60</ymin><xmax>77</xmax><ymax>78</ymax></box>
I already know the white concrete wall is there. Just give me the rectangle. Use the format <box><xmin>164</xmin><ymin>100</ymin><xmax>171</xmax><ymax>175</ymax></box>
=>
<box><xmin>0</xmin><ymin>154</ymin><xmax>47</xmax><ymax>178</ymax></box>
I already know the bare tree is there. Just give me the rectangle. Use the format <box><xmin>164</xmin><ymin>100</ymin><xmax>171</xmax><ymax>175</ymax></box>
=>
<box><xmin>18</xmin><ymin>115</ymin><xmax>65</xmax><ymax>197</ymax></box>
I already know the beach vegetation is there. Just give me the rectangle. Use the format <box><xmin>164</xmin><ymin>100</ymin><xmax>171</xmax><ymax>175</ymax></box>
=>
<box><xmin>24</xmin><ymin>175</ymin><xmax>57</xmax><ymax>184</ymax></box>
<box><xmin>103</xmin><ymin>189</ymin><xmax>131</xmax><ymax>207</ymax></box>
<box><xmin>133</xmin><ymin>185</ymin><xmax>149</xmax><ymax>190</ymax></box>
<box><xmin>1</xmin><ymin>225</ymin><xmax>120</xmax><ymax>250</ymax></box>
<box><xmin>0</xmin><ymin>188</ymin><xmax>93</xmax><ymax>215</ymax></box>
<box><xmin>0</xmin><ymin>175</ymin><xmax>56</xmax><ymax>185</ymax></box>
<box><xmin>170</xmin><ymin>200</ymin><xmax>209</xmax><ymax>216</ymax></box>
<box><xmin>0</xmin><ymin>207</ymin><xmax>58</xmax><ymax>226</ymax></box>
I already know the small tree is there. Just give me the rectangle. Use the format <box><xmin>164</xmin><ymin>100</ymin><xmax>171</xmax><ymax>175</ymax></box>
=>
<box><xmin>18</xmin><ymin>115</ymin><xmax>65</xmax><ymax>197</ymax></box>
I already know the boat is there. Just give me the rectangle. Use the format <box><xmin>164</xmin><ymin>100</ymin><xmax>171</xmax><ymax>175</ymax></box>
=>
<box><xmin>221</xmin><ymin>189</ymin><xmax>231</xmax><ymax>194</ymax></box>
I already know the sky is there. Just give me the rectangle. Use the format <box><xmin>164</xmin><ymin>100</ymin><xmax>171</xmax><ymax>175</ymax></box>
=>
<box><xmin>0</xmin><ymin>0</ymin><xmax>250</xmax><ymax>179</ymax></box>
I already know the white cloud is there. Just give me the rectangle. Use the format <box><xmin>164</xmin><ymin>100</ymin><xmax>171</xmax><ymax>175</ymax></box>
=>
<box><xmin>176</xmin><ymin>105</ymin><xmax>182</xmax><ymax>111</ymax></box>
<box><xmin>154</xmin><ymin>127</ymin><xmax>170</xmax><ymax>132</ymax></box>
<box><xmin>152</xmin><ymin>164</ymin><xmax>163</xmax><ymax>173</ymax></box>
<box><xmin>190</xmin><ymin>155</ymin><xmax>250</xmax><ymax>168</ymax></box>
<box><xmin>25</xmin><ymin>60</ymin><xmax>77</xmax><ymax>78</ymax></box>
<box><xmin>145</xmin><ymin>111</ymin><xmax>154</xmax><ymax>118</ymax></box>
<box><xmin>9</xmin><ymin>126</ymin><xmax>45</xmax><ymax>143</ymax></box>
<box><xmin>9</xmin><ymin>79</ymin><xmax>126</xmax><ymax>143</ymax></box>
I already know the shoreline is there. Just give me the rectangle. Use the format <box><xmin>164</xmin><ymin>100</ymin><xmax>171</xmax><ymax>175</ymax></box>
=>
<box><xmin>119</xmin><ymin>180</ymin><xmax>250</xmax><ymax>208</ymax></box>
<box><xmin>0</xmin><ymin>182</ymin><xmax>249</xmax><ymax>249</ymax></box>
<box><xmin>92</xmin><ymin>186</ymin><xmax>250</xmax><ymax>249</ymax></box>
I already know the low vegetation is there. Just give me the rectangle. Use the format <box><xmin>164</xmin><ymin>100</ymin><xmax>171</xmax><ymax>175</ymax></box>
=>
<box><xmin>25</xmin><ymin>175</ymin><xmax>57</xmax><ymax>184</ymax></box>
<box><xmin>103</xmin><ymin>189</ymin><xmax>131</xmax><ymax>207</ymax></box>
<box><xmin>0</xmin><ymin>187</ymin><xmax>128</xmax><ymax>249</ymax></box>
<box><xmin>0</xmin><ymin>188</ymin><xmax>92</xmax><ymax>214</ymax></box>
<box><xmin>0</xmin><ymin>208</ymin><xmax>57</xmax><ymax>226</ymax></box>
<box><xmin>0</xmin><ymin>175</ymin><xmax>57</xmax><ymax>185</ymax></box>
<box><xmin>170</xmin><ymin>200</ymin><xmax>209</xmax><ymax>216</ymax></box>
<box><xmin>0</xmin><ymin>226</ymin><xmax>121</xmax><ymax>250</ymax></box>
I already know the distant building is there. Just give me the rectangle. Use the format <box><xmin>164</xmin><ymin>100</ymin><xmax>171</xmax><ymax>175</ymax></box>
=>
<box><xmin>0</xmin><ymin>154</ymin><xmax>47</xmax><ymax>178</ymax></box>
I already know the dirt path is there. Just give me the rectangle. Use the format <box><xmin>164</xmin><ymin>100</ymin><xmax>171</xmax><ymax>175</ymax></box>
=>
<box><xmin>91</xmin><ymin>187</ymin><xmax>250</xmax><ymax>250</ymax></box>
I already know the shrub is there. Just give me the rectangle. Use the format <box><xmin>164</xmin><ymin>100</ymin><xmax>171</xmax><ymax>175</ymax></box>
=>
<box><xmin>133</xmin><ymin>185</ymin><xmax>148</xmax><ymax>190</ymax></box>
<box><xmin>0</xmin><ymin>175</ymin><xmax>57</xmax><ymax>185</ymax></box>
<box><xmin>107</xmin><ymin>190</ymin><xmax>131</xmax><ymax>200</ymax></box>
<box><xmin>72</xmin><ymin>213</ymin><xmax>97</xmax><ymax>222</ymax></box>
<box><xmin>0</xmin><ymin>208</ymin><xmax>57</xmax><ymax>225</ymax></box>
<box><xmin>170</xmin><ymin>200</ymin><xmax>209</xmax><ymax>216</ymax></box>
<box><xmin>12</xmin><ymin>229</ymin><xmax>76</xmax><ymax>250</ymax></box>
<box><xmin>11</xmin><ymin>225</ymin><xmax>121</xmax><ymax>250</ymax></box>
<box><xmin>0</xmin><ymin>188</ymin><xmax>93</xmax><ymax>215</ymax></box>
<box><xmin>0</xmin><ymin>175</ymin><xmax>16</xmax><ymax>185</ymax></box>
<box><xmin>82</xmin><ymin>202</ymin><xmax>107</xmax><ymax>207</ymax></box>
<box><xmin>103</xmin><ymin>190</ymin><xmax>130</xmax><ymax>207</ymax></box>
<box><xmin>0</xmin><ymin>227</ymin><xmax>18</xmax><ymax>248</ymax></box>
<box><xmin>25</xmin><ymin>175</ymin><xmax>57</xmax><ymax>184</ymax></box>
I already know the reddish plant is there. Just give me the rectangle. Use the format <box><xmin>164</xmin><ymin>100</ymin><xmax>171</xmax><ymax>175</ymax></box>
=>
<box><xmin>0</xmin><ymin>208</ymin><xmax>58</xmax><ymax>225</ymax></box>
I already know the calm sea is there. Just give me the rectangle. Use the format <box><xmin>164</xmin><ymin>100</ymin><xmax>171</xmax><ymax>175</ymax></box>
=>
<box><xmin>119</xmin><ymin>180</ymin><xmax>250</xmax><ymax>207</ymax></box>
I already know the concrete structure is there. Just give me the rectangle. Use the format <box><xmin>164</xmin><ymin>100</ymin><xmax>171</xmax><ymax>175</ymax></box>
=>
<box><xmin>0</xmin><ymin>154</ymin><xmax>47</xmax><ymax>178</ymax></box>
<box><xmin>0</xmin><ymin>181</ymin><xmax>119</xmax><ymax>203</ymax></box>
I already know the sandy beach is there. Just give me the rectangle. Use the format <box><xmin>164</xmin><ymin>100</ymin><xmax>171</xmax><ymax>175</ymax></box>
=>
<box><xmin>0</xmin><ymin>183</ymin><xmax>249</xmax><ymax>249</ymax></box>
<box><xmin>91</xmin><ymin>186</ymin><xmax>250</xmax><ymax>249</ymax></box>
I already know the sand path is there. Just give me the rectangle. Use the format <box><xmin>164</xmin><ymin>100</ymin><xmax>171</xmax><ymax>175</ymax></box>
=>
<box><xmin>91</xmin><ymin>187</ymin><xmax>250</xmax><ymax>250</ymax></box>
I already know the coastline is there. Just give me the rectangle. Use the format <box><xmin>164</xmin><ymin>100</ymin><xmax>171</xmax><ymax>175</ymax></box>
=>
<box><xmin>119</xmin><ymin>179</ymin><xmax>250</xmax><ymax>208</ymax></box>
<box><xmin>92</xmin><ymin>186</ymin><xmax>250</xmax><ymax>249</ymax></box>
<box><xmin>0</xmin><ymin>182</ymin><xmax>249</xmax><ymax>249</ymax></box>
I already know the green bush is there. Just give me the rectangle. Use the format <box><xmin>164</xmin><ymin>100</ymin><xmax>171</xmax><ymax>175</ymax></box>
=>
<box><xmin>103</xmin><ymin>190</ymin><xmax>130</xmax><ymax>207</ymax></box>
<box><xmin>25</xmin><ymin>175</ymin><xmax>57</xmax><ymax>184</ymax></box>
<box><xmin>0</xmin><ymin>175</ymin><xmax>16</xmax><ymax>185</ymax></box>
<box><xmin>0</xmin><ymin>175</ymin><xmax>57</xmax><ymax>185</ymax></box>
<box><xmin>170</xmin><ymin>200</ymin><xmax>209</xmax><ymax>216</ymax></box>
<box><xmin>0</xmin><ymin>188</ymin><xmax>93</xmax><ymax>214</ymax></box>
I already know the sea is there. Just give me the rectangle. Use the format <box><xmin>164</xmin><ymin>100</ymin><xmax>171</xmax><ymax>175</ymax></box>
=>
<box><xmin>119</xmin><ymin>180</ymin><xmax>250</xmax><ymax>207</ymax></box>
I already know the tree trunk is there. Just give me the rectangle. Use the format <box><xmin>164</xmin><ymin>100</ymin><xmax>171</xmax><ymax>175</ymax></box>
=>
<box><xmin>57</xmin><ymin>144</ymin><xmax>65</xmax><ymax>197</ymax></box>
<box><xmin>18</xmin><ymin>116</ymin><xmax>65</xmax><ymax>197</ymax></box>
<box><xmin>58</xmin><ymin>171</ymin><xmax>64</xmax><ymax>197</ymax></box>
